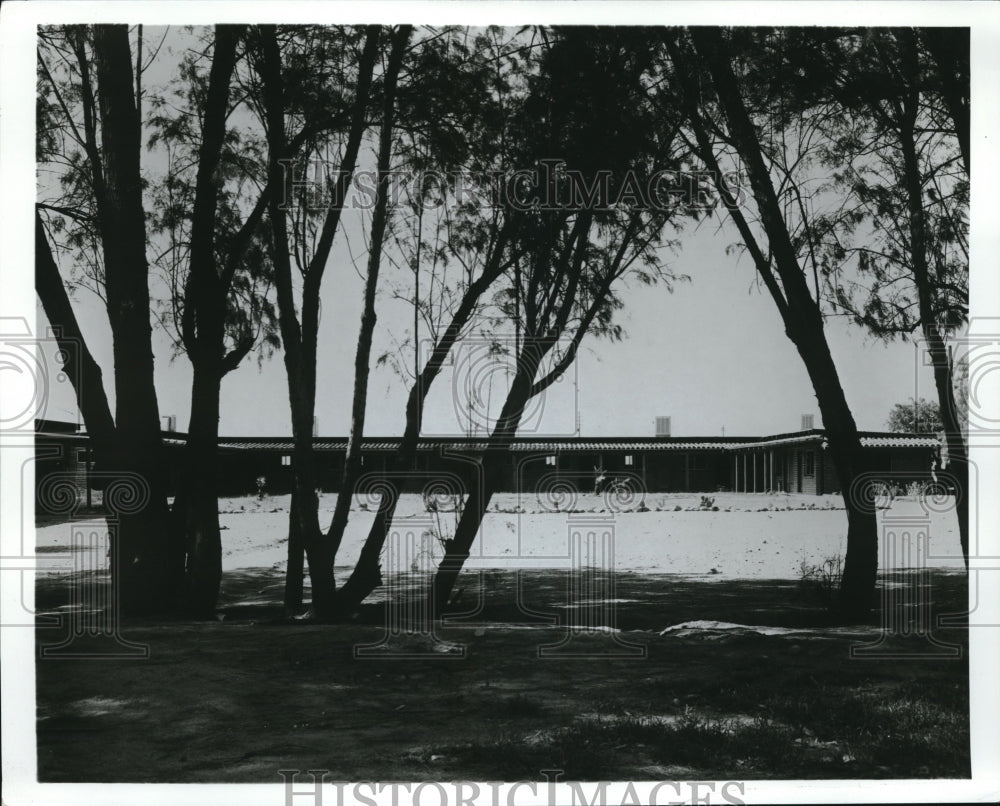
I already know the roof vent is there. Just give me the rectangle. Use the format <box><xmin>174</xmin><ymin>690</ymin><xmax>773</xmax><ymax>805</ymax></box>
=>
<box><xmin>801</xmin><ymin>414</ymin><xmax>814</xmax><ymax>431</ymax></box>
<box><xmin>655</xmin><ymin>416</ymin><xmax>671</xmax><ymax>437</ymax></box>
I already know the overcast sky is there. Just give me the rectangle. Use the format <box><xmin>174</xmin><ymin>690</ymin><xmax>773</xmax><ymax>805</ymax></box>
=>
<box><xmin>26</xmin><ymin>20</ymin><xmax>966</xmax><ymax>439</ymax></box>
<box><xmin>36</xmin><ymin>205</ymin><xmax>938</xmax><ymax>438</ymax></box>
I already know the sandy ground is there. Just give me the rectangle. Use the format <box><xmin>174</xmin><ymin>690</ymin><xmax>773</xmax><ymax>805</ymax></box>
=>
<box><xmin>35</xmin><ymin>491</ymin><xmax>965</xmax><ymax>580</ymax></box>
<box><xmin>32</xmin><ymin>494</ymin><xmax>970</xmax><ymax>782</ymax></box>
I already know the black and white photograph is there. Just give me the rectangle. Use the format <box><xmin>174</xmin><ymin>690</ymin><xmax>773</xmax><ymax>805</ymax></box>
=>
<box><xmin>2</xmin><ymin>2</ymin><xmax>999</xmax><ymax>804</ymax></box>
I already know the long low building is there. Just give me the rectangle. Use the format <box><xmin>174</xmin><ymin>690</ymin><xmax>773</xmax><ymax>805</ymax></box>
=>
<box><xmin>206</xmin><ymin>430</ymin><xmax>939</xmax><ymax>497</ymax></box>
<box><xmin>36</xmin><ymin>419</ymin><xmax>940</xmax><ymax>501</ymax></box>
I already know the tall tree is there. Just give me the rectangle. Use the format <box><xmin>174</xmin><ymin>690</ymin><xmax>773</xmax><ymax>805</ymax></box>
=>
<box><xmin>40</xmin><ymin>24</ymin><xmax>291</xmax><ymax>615</ymax></box>
<box><xmin>324</xmin><ymin>25</ymin><xmax>413</xmax><ymax>589</ymax></box>
<box><xmin>743</xmin><ymin>28</ymin><xmax>970</xmax><ymax>564</ymax></box>
<box><xmin>803</xmin><ymin>29</ymin><xmax>970</xmax><ymax>565</ymax></box>
<box><xmin>262</xmin><ymin>25</ymin><xmax>516</xmax><ymax>618</ymax></box>
<box><xmin>36</xmin><ymin>25</ymin><xmax>181</xmax><ymax>614</ymax></box>
<box><xmin>35</xmin><ymin>210</ymin><xmax>117</xmax><ymax>474</ymax></box>
<box><xmin>258</xmin><ymin>24</ymin><xmax>381</xmax><ymax>617</ymax></box>
<box><xmin>920</xmin><ymin>28</ymin><xmax>969</xmax><ymax>174</ymax></box>
<box><xmin>424</xmin><ymin>27</ymin><xmax>690</xmax><ymax>616</ymax></box>
<box><xmin>165</xmin><ymin>25</ymin><xmax>252</xmax><ymax>615</ymax></box>
<box><xmin>38</xmin><ymin>25</ymin><xmax>295</xmax><ymax>614</ymax></box>
<box><xmin>664</xmin><ymin>28</ymin><xmax>880</xmax><ymax>619</ymax></box>
<box><xmin>331</xmin><ymin>26</ymin><xmax>526</xmax><ymax>611</ymax></box>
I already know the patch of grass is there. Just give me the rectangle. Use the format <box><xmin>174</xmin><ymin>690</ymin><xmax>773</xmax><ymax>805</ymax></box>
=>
<box><xmin>748</xmin><ymin>679</ymin><xmax>970</xmax><ymax>777</ymax></box>
<box><xmin>453</xmin><ymin>712</ymin><xmax>798</xmax><ymax>779</ymax></box>
<box><xmin>454</xmin><ymin>724</ymin><xmax>615</xmax><ymax>780</ymax></box>
<box><xmin>797</xmin><ymin>554</ymin><xmax>843</xmax><ymax>611</ymax></box>
<box><xmin>605</xmin><ymin>711</ymin><xmax>797</xmax><ymax>770</ymax></box>
<box><xmin>455</xmin><ymin>677</ymin><xmax>969</xmax><ymax>780</ymax></box>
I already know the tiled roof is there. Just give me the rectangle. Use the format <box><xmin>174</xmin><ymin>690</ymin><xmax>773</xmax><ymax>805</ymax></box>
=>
<box><xmin>858</xmin><ymin>434</ymin><xmax>940</xmax><ymax>448</ymax></box>
<box><xmin>213</xmin><ymin>436</ymin><xmax>752</xmax><ymax>452</ymax></box>
<box><xmin>730</xmin><ymin>430</ymin><xmax>939</xmax><ymax>450</ymax></box>
<box><xmin>211</xmin><ymin>431</ymin><xmax>938</xmax><ymax>453</ymax></box>
<box><xmin>728</xmin><ymin>433</ymin><xmax>826</xmax><ymax>449</ymax></box>
<box><xmin>496</xmin><ymin>440</ymin><xmax>738</xmax><ymax>451</ymax></box>
<box><xmin>36</xmin><ymin>421</ymin><xmax>940</xmax><ymax>453</ymax></box>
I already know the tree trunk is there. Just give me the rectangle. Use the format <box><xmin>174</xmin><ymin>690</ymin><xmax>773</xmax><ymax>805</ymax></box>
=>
<box><xmin>37</xmin><ymin>210</ymin><xmax>183</xmax><ymax>613</ymax></box>
<box><xmin>429</xmin><ymin>352</ymin><xmax>543</xmax><ymax>618</ymax></box>
<box><xmin>921</xmin><ymin>28</ymin><xmax>970</xmax><ymax>175</ymax></box>
<box><xmin>333</xmin><ymin>392</ymin><xmax>423</xmax><ymax>610</ymax></box>
<box><xmin>914</xmin><ymin>285</ymin><xmax>968</xmax><ymax>570</ymax></box>
<box><xmin>284</xmin><ymin>489</ymin><xmax>306</xmax><ymax>614</ymax></box>
<box><xmin>334</xmin><ymin>237</ymin><xmax>511</xmax><ymax>612</ymax></box>
<box><xmin>428</xmin><ymin>454</ymin><xmax>502</xmax><ymax>620</ymax></box>
<box><xmin>326</xmin><ymin>26</ymin><xmax>412</xmax><ymax>581</ymax></box>
<box><xmin>259</xmin><ymin>26</ymin><xmax>337</xmax><ymax>619</ymax></box>
<box><xmin>946</xmin><ymin>454</ymin><xmax>969</xmax><ymax>566</ymax></box>
<box><xmin>172</xmin><ymin>25</ymin><xmax>245</xmax><ymax>616</ymax></box>
<box><xmin>257</xmin><ymin>25</ymin><xmax>381</xmax><ymax>618</ymax></box>
<box><xmin>92</xmin><ymin>24</ymin><xmax>180</xmax><ymax>614</ymax></box>
<box><xmin>294</xmin><ymin>412</ymin><xmax>332</xmax><ymax>617</ymax></box>
<box><xmin>897</xmin><ymin>92</ymin><xmax>969</xmax><ymax>566</ymax></box>
<box><xmin>280</xmin><ymin>413</ymin><xmax>328</xmax><ymax>617</ymax></box>
<box><xmin>280</xmin><ymin>340</ymin><xmax>322</xmax><ymax>614</ymax></box>
<box><xmin>35</xmin><ymin>210</ymin><xmax>116</xmax><ymax>468</ymax></box>
<box><xmin>178</xmin><ymin>363</ymin><xmax>224</xmax><ymax>616</ymax></box>
<box><xmin>688</xmin><ymin>28</ymin><xmax>879</xmax><ymax>620</ymax></box>
<box><xmin>785</xmin><ymin>310</ymin><xmax>878</xmax><ymax>619</ymax></box>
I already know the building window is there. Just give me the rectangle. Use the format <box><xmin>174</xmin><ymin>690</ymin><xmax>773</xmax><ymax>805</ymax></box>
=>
<box><xmin>281</xmin><ymin>455</ymin><xmax>291</xmax><ymax>467</ymax></box>
<box><xmin>545</xmin><ymin>455</ymin><xmax>556</xmax><ymax>466</ymax></box>
<box><xmin>624</xmin><ymin>455</ymin><xmax>634</xmax><ymax>466</ymax></box>
<box><xmin>803</xmin><ymin>452</ymin><xmax>815</xmax><ymax>476</ymax></box>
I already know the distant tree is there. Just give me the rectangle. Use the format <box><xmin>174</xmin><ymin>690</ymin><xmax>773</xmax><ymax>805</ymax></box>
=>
<box><xmin>887</xmin><ymin>398</ymin><xmax>943</xmax><ymax>434</ymax></box>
